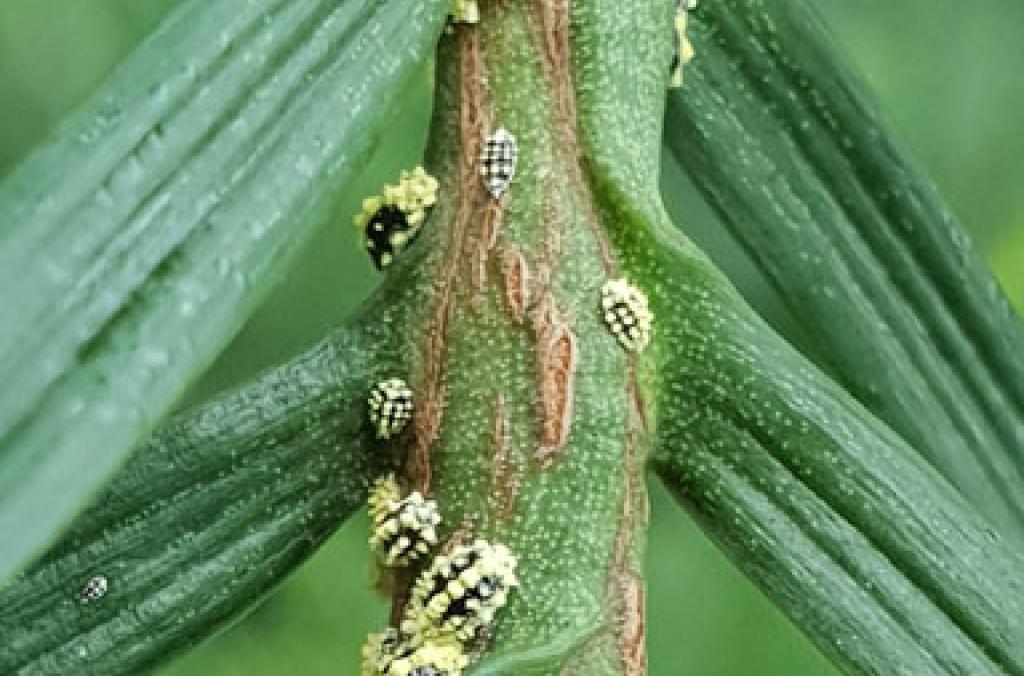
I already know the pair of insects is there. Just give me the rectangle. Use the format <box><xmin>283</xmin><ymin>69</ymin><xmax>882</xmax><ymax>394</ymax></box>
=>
<box><xmin>355</xmin><ymin>129</ymin><xmax>517</xmax><ymax>271</ymax></box>
<box><xmin>363</xmin><ymin>473</ymin><xmax>519</xmax><ymax>676</ymax></box>
<box><xmin>361</xmin><ymin>538</ymin><xmax>520</xmax><ymax>676</ymax></box>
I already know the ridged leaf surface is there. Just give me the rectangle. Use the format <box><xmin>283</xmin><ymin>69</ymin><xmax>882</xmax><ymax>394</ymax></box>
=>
<box><xmin>663</xmin><ymin>0</ymin><xmax>1024</xmax><ymax>541</ymax></box>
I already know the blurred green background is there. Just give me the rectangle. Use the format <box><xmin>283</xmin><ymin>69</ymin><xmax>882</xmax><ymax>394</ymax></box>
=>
<box><xmin>1</xmin><ymin>1</ymin><xmax>1021</xmax><ymax>674</ymax></box>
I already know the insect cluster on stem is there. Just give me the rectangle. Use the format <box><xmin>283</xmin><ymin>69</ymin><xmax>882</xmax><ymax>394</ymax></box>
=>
<box><xmin>354</xmin><ymin>104</ymin><xmax>657</xmax><ymax>671</ymax></box>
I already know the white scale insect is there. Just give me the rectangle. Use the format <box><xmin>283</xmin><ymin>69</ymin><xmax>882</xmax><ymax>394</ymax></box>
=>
<box><xmin>361</xmin><ymin>629</ymin><xmax>467</xmax><ymax>676</ymax></box>
<box><xmin>449</xmin><ymin>0</ymin><xmax>479</xmax><ymax>24</ymax></box>
<box><xmin>80</xmin><ymin>575</ymin><xmax>109</xmax><ymax>603</ymax></box>
<box><xmin>368</xmin><ymin>474</ymin><xmax>442</xmax><ymax>567</ymax></box>
<box><xmin>368</xmin><ymin>378</ymin><xmax>415</xmax><ymax>440</ymax></box>
<box><xmin>601</xmin><ymin>278</ymin><xmax>653</xmax><ymax>353</ymax></box>
<box><xmin>671</xmin><ymin>0</ymin><xmax>698</xmax><ymax>88</ymax></box>
<box><xmin>479</xmin><ymin>128</ymin><xmax>518</xmax><ymax>199</ymax></box>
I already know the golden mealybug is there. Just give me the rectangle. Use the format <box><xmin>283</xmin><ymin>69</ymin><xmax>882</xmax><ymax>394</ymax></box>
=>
<box><xmin>369</xmin><ymin>478</ymin><xmax>442</xmax><ymax>567</ymax></box>
<box><xmin>601</xmin><ymin>278</ymin><xmax>653</xmax><ymax>353</ymax></box>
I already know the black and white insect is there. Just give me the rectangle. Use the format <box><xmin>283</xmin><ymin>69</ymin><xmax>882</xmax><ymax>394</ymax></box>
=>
<box><xmin>369</xmin><ymin>474</ymin><xmax>442</xmax><ymax>567</ymax></box>
<box><xmin>80</xmin><ymin>575</ymin><xmax>109</xmax><ymax>603</ymax></box>
<box><xmin>601</xmin><ymin>278</ymin><xmax>653</xmax><ymax>353</ymax></box>
<box><xmin>404</xmin><ymin>539</ymin><xmax>518</xmax><ymax>642</ymax></box>
<box><xmin>364</xmin><ymin>204</ymin><xmax>416</xmax><ymax>270</ymax></box>
<box><xmin>479</xmin><ymin>128</ymin><xmax>518</xmax><ymax>199</ymax></box>
<box><xmin>361</xmin><ymin>628</ymin><xmax>402</xmax><ymax>676</ymax></box>
<box><xmin>361</xmin><ymin>629</ymin><xmax>467</xmax><ymax>676</ymax></box>
<box><xmin>368</xmin><ymin>378</ymin><xmax>414</xmax><ymax>439</ymax></box>
<box><xmin>355</xmin><ymin>167</ymin><xmax>439</xmax><ymax>270</ymax></box>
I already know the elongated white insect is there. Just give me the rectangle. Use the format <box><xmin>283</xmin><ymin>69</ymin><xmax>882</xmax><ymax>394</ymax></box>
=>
<box><xmin>480</xmin><ymin>128</ymin><xmax>518</xmax><ymax>199</ymax></box>
<box><xmin>368</xmin><ymin>378</ymin><xmax>414</xmax><ymax>439</ymax></box>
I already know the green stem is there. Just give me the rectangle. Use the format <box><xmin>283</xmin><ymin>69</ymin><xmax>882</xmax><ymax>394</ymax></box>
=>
<box><xmin>374</xmin><ymin>1</ymin><xmax>680</xmax><ymax>673</ymax></box>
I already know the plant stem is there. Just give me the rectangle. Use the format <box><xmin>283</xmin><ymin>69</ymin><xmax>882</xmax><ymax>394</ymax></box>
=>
<box><xmin>385</xmin><ymin>2</ymin><xmax>674</xmax><ymax>673</ymax></box>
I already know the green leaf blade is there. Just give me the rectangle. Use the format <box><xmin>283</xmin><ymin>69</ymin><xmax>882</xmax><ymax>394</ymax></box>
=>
<box><xmin>663</xmin><ymin>0</ymin><xmax>1024</xmax><ymax>542</ymax></box>
<box><xmin>652</xmin><ymin>304</ymin><xmax>1024</xmax><ymax>674</ymax></box>
<box><xmin>0</xmin><ymin>0</ymin><xmax>448</xmax><ymax>580</ymax></box>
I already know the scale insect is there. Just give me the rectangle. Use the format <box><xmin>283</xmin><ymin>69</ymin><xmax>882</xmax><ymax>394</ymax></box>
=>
<box><xmin>80</xmin><ymin>575</ymin><xmax>109</xmax><ymax>603</ymax></box>
<box><xmin>362</xmin><ymin>628</ymin><xmax>403</xmax><ymax>676</ymax></box>
<box><xmin>601</xmin><ymin>278</ymin><xmax>653</xmax><ymax>353</ymax></box>
<box><xmin>368</xmin><ymin>474</ymin><xmax>442</xmax><ymax>567</ymax></box>
<box><xmin>385</xmin><ymin>642</ymin><xmax>468</xmax><ymax>676</ymax></box>
<box><xmin>449</xmin><ymin>0</ymin><xmax>479</xmax><ymax>24</ymax></box>
<box><xmin>361</xmin><ymin>629</ymin><xmax>468</xmax><ymax>676</ymax></box>
<box><xmin>355</xmin><ymin>167</ymin><xmax>439</xmax><ymax>270</ymax></box>
<box><xmin>368</xmin><ymin>378</ymin><xmax>415</xmax><ymax>439</ymax></box>
<box><xmin>403</xmin><ymin>539</ymin><xmax>519</xmax><ymax>642</ymax></box>
<box><xmin>479</xmin><ymin>128</ymin><xmax>518</xmax><ymax>199</ymax></box>
<box><xmin>670</xmin><ymin>0</ymin><xmax>698</xmax><ymax>88</ymax></box>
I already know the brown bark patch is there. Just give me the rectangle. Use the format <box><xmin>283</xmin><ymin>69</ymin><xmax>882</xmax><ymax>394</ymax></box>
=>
<box><xmin>387</xmin><ymin>567</ymin><xmax>413</xmax><ymax>626</ymax></box>
<box><xmin>472</xmin><ymin>200</ymin><xmax>506</xmax><ymax>308</ymax></box>
<box><xmin>410</xmin><ymin>26</ymin><xmax>491</xmax><ymax>493</ymax></box>
<box><xmin>604</xmin><ymin>371</ymin><xmax>650</xmax><ymax>675</ymax></box>
<box><xmin>616</xmin><ymin>575</ymin><xmax>647</xmax><ymax>676</ymax></box>
<box><xmin>529</xmin><ymin>0</ymin><xmax>615</xmax><ymax>274</ymax></box>
<box><xmin>533</xmin><ymin>300</ymin><xmax>578</xmax><ymax>467</ymax></box>
<box><xmin>499</xmin><ymin>245</ymin><xmax>530</xmax><ymax>323</ymax></box>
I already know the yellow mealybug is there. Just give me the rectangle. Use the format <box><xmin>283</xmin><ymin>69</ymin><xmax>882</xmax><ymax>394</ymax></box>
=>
<box><xmin>601</xmin><ymin>278</ymin><xmax>653</xmax><ymax>353</ymax></box>
<box><xmin>386</xmin><ymin>641</ymin><xmax>468</xmax><ymax>676</ymax></box>
<box><xmin>369</xmin><ymin>474</ymin><xmax>403</xmax><ymax>524</ymax></box>
<box><xmin>368</xmin><ymin>475</ymin><xmax>442</xmax><ymax>567</ymax></box>
<box><xmin>362</xmin><ymin>628</ymin><xmax>402</xmax><ymax>676</ymax></box>
<box><xmin>361</xmin><ymin>629</ymin><xmax>467</xmax><ymax>676</ymax></box>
